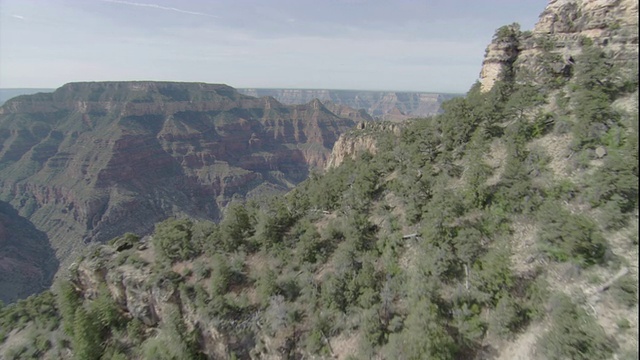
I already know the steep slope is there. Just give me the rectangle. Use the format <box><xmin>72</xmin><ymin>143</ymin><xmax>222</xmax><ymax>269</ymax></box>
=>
<box><xmin>0</xmin><ymin>201</ymin><xmax>58</xmax><ymax>304</ymax></box>
<box><xmin>237</xmin><ymin>88</ymin><xmax>459</xmax><ymax>120</ymax></box>
<box><xmin>0</xmin><ymin>81</ymin><xmax>356</xmax><ymax>273</ymax></box>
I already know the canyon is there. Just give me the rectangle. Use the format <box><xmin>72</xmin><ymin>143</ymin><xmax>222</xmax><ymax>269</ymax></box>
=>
<box><xmin>0</xmin><ymin>82</ymin><xmax>361</xmax><ymax>302</ymax></box>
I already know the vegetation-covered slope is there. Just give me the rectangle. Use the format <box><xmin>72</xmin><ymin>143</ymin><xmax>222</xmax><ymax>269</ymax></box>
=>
<box><xmin>1</xmin><ymin>15</ymin><xmax>637</xmax><ymax>358</ymax></box>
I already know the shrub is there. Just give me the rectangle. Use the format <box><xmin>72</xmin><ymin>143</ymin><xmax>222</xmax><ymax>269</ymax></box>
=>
<box><xmin>598</xmin><ymin>199</ymin><xmax>629</xmax><ymax>230</ymax></box>
<box><xmin>451</xmin><ymin>302</ymin><xmax>485</xmax><ymax>347</ymax></box>
<box><xmin>72</xmin><ymin>307</ymin><xmax>103</xmax><ymax>360</ymax></box>
<box><xmin>56</xmin><ymin>281</ymin><xmax>81</xmax><ymax>336</ymax></box>
<box><xmin>537</xmin><ymin>294</ymin><xmax>615</xmax><ymax>360</ymax></box>
<box><xmin>210</xmin><ymin>254</ymin><xmax>232</xmax><ymax>296</ymax></box>
<box><xmin>153</xmin><ymin>219</ymin><xmax>199</xmax><ymax>262</ymax></box>
<box><xmin>90</xmin><ymin>284</ymin><xmax>124</xmax><ymax>330</ymax></box>
<box><xmin>536</xmin><ymin>201</ymin><xmax>606</xmax><ymax>266</ymax></box>
<box><xmin>523</xmin><ymin>276</ymin><xmax>549</xmax><ymax>320</ymax></box>
<box><xmin>488</xmin><ymin>294</ymin><xmax>520</xmax><ymax>339</ymax></box>
<box><xmin>611</xmin><ymin>276</ymin><xmax>638</xmax><ymax>307</ymax></box>
<box><xmin>616</xmin><ymin>318</ymin><xmax>630</xmax><ymax>330</ymax></box>
<box><xmin>385</xmin><ymin>300</ymin><xmax>457</xmax><ymax>360</ymax></box>
<box><xmin>588</xmin><ymin>149</ymin><xmax>638</xmax><ymax>213</ymax></box>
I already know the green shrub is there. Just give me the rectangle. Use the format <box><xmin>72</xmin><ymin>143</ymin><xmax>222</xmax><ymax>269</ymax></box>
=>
<box><xmin>493</xmin><ymin>23</ymin><xmax>521</xmax><ymax>43</ymax></box>
<box><xmin>611</xmin><ymin>276</ymin><xmax>638</xmax><ymax>307</ymax></box>
<box><xmin>56</xmin><ymin>281</ymin><xmax>81</xmax><ymax>336</ymax></box>
<box><xmin>537</xmin><ymin>294</ymin><xmax>615</xmax><ymax>360</ymax></box>
<box><xmin>489</xmin><ymin>294</ymin><xmax>521</xmax><ymax>339</ymax></box>
<box><xmin>126</xmin><ymin>318</ymin><xmax>145</xmax><ymax>344</ymax></box>
<box><xmin>588</xmin><ymin>149</ymin><xmax>638</xmax><ymax>213</ymax></box>
<box><xmin>72</xmin><ymin>307</ymin><xmax>103</xmax><ymax>360</ymax></box>
<box><xmin>598</xmin><ymin>199</ymin><xmax>629</xmax><ymax>230</ymax></box>
<box><xmin>90</xmin><ymin>284</ymin><xmax>124</xmax><ymax>331</ymax></box>
<box><xmin>616</xmin><ymin>317</ymin><xmax>630</xmax><ymax>330</ymax></box>
<box><xmin>473</xmin><ymin>244</ymin><xmax>514</xmax><ymax>303</ymax></box>
<box><xmin>536</xmin><ymin>201</ymin><xmax>606</xmax><ymax>266</ymax></box>
<box><xmin>384</xmin><ymin>300</ymin><xmax>457</xmax><ymax>360</ymax></box>
<box><xmin>153</xmin><ymin>219</ymin><xmax>199</xmax><ymax>262</ymax></box>
<box><xmin>451</xmin><ymin>302</ymin><xmax>485</xmax><ymax>347</ymax></box>
<box><xmin>210</xmin><ymin>254</ymin><xmax>232</xmax><ymax>296</ymax></box>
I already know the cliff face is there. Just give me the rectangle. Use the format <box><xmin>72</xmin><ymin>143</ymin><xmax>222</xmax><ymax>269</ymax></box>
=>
<box><xmin>326</xmin><ymin>121</ymin><xmax>402</xmax><ymax>169</ymax></box>
<box><xmin>0</xmin><ymin>82</ymin><xmax>356</xmax><ymax>276</ymax></box>
<box><xmin>237</xmin><ymin>88</ymin><xmax>459</xmax><ymax>120</ymax></box>
<box><xmin>479</xmin><ymin>0</ymin><xmax>638</xmax><ymax>92</ymax></box>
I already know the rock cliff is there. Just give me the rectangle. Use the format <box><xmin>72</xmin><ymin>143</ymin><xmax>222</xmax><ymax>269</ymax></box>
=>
<box><xmin>326</xmin><ymin>121</ymin><xmax>402</xmax><ymax>169</ymax></box>
<box><xmin>237</xmin><ymin>88</ymin><xmax>459</xmax><ymax>120</ymax></box>
<box><xmin>479</xmin><ymin>0</ymin><xmax>638</xmax><ymax>92</ymax></box>
<box><xmin>0</xmin><ymin>82</ymin><xmax>356</xmax><ymax>279</ymax></box>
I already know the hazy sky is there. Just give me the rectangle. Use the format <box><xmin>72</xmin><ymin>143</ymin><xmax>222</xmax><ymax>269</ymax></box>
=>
<box><xmin>0</xmin><ymin>0</ymin><xmax>546</xmax><ymax>93</ymax></box>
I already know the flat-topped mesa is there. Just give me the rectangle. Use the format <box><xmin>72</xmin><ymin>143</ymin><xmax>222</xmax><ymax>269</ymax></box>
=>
<box><xmin>479</xmin><ymin>0</ymin><xmax>639</xmax><ymax>92</ymax></box>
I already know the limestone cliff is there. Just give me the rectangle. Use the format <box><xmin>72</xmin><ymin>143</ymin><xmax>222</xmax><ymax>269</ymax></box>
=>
<box><xmin>326</xmin><ymin>121</ymin><xmax>402</xmax><ymax>169</ymax></box>
<box><xmin>479</xmin><ymin>0</ymin><xmax>639</xmax><ymax>92</ymax></box>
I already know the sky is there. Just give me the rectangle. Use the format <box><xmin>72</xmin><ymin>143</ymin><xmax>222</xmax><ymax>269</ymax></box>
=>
<box><xmin>0</xmin><ymin>0</ymin><xmax>546</xmax><ymax>93</ymax></box>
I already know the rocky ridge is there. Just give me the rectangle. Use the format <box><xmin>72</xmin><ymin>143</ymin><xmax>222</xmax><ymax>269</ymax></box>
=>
<box><xmin>326</xmin><ymin>121</ymin><xmax>402</xmax><ymax>169</ymax></box>
<box><xmin>479</xmin><ymin>0</ymin><xmax>638</xmax><ymax>91</ymax></box>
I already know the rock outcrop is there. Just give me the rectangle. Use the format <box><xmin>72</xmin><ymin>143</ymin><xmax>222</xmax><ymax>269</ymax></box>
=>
<box><xmin>68</xmin><ymin>243</ymin><xmax>181</xmax><ymax>340</ymax></box>
<box><xmin>0</xmin><ymin>82</ymin><xmax>357</xmax><ymax>280</ymax></box>
<box><xmin>237</xmin><ymin>88</ymin><xmax>459</xmax><ymax>120</ymax></box>
<box><xmin>326</xmin><ymin>121</ymin><xmax>402</xmax><ymax>169</ymax></box>
<box><xmin>67</xmin><ymin>239</ymin><xmax>271</xmax><ymax>359</ymax></box>
<box><xmin>479</xmin><ymin>0</ymin><xmax>639</xmax><ymax>92</ymax></box>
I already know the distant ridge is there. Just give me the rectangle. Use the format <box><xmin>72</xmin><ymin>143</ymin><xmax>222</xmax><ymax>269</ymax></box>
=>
<box><xmin>2</xmin><ymin>88</ymin><xmax>460</xmax><ymax>120</ymax></box>
<box><xmin>0</xmin><ymin>88</ymin><xmax>55</xmax><ymax>105</ymax></box>
<box><xmin>237</xmin><ymin>88</ymin><xmax>461</xmax><ymax>120</ymax></box>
